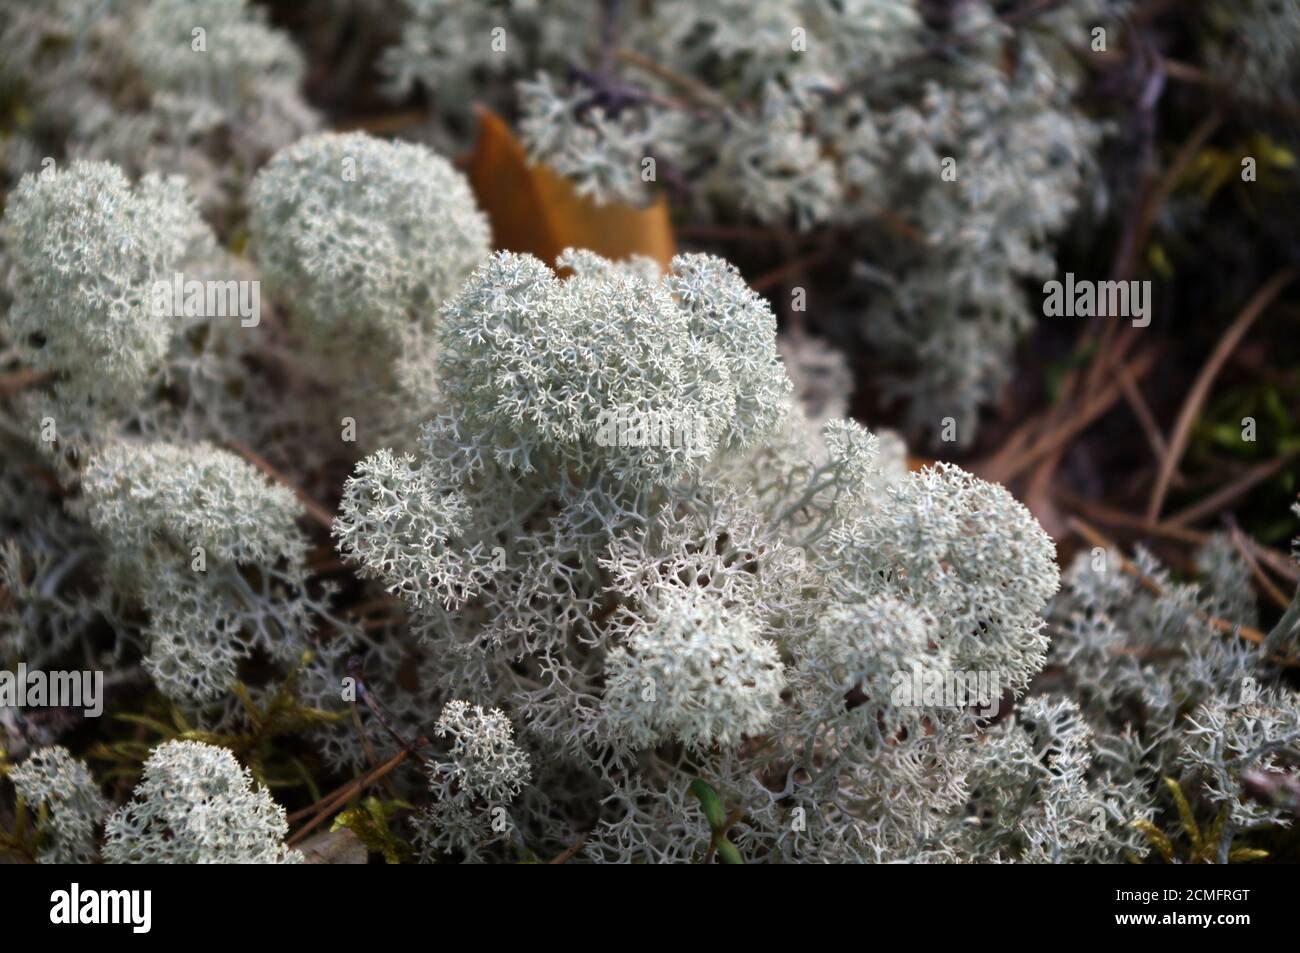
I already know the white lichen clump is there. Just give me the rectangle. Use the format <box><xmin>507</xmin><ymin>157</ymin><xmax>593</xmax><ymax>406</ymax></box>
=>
<box><xmin>1044</xmin><ymin>536</ymin><xmax>1300</xmax><ymax>858</ymax></box>
<box><xmin>431</xmin><ymin>700</ymin><xmax>532</xmax><ymax>803</ymax></box>
<box><xmin>384</xmin><ymin>0</ymin><xmax>1120</xmax><ymax>445</ymax></box>
<box><xmin>413</xmin><ymin>700</ymin><xmax>533</xmax><ymax>861</ymax></box>
<box><xmin>8</xmin><ymin>747</ymin><xmax>110</xmax><ymax>864</ymax></box>
<box><xmin>250</xmin><ymin>132</ymin><xmax>491</xmax><ymax>361</ymax></box>
<box><xmin>603</xmin><ymin>589</ymin><xmax>786</xmax><ymax>751</ymax></box>
<box><xmin>5</xmin><ymin>0</ymin><xmax>1292</xmax><ymax>864</ymax></box>
<box><xmin>81</xmin><ymin>441</ymin><xmax>313</xmax><ymax>704</ymax></box>
<box><xmin>1</xmin><ymin>160</ymin><xmax>211</xmax><ymax>441</ymax></box>
<box><xmin>103</xmin><ymin>741</ymin><xmax>301</xmax><ymax>864</ymax></box>
<box><xmin>329</xmin><ymin>242</ymin><xmax>1122</xmax><ymax>864</ymax></box>
<box><xmin>431</xmin><ymin>249</ymin><xmax>791</xmax><ymax>486</ymax></box>
<box><xmin>0</xmin><ymin>0</ymin><xmax>317</xmax><ymax>219</ymax></box>
<box><xmin>1204</xmin><ymin>0</ymin><xmax>1300</xmax><ymax>105</ymax></box>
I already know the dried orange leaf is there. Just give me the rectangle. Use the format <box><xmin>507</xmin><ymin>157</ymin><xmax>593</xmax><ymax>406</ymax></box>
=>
<box><xmin>466</xmin><ymin>107</ymin><xmax>675</xmax><ymax>272</ymax></box>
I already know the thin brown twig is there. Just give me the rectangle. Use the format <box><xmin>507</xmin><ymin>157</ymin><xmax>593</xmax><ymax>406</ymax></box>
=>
<box><xmin>1115</xmin><ymin>358</ymin><xmax>1170</xmax><ymax>466</ymax></box>
<box><xmin>1146</xmin><ymin>265</ymin><xmax>1298</xmax><ymax>522</ymax></box>
<box><xmin>1067</xmin><ymin>104</ymin><xmax>1217</xmax><ymax>411</ymax></box>
<box><xmin>347</xmin><ymin>655</ymin><xmax>424</xmax><ymax>756</ymax></box>
<box><xmin>1072</xmin><ymin>106</ymin><xmax>1220</xmax><ymax>418</ymax></box>
<box><xmin>1054</xmin><ymin>489</ymin><xmax>1299</xmax><ymax>584</ymax></box>
<box><xmin>616</xmin><ymin>48</ymin><xmax>730</xmax><ymax>115</ymax></box>
<box><xmin>1067</xmin><ymin>516</ymin><xmax>1300</xmax><ymax>667</ymax></box>
<box><xmin>1226</xmin><ymin>523</ymin><xmax>1292</xmax><ymax>612</ymax></box>
<box><xmin>872</xmin><ymin>208</ymin><xmax>925</xmax><ymax>245</ymax></box>
<box><xmin>978</xmin><ymin>327</ymin><xmax>1141</xmax><ymax>485</ymax></box>
<box><xmin>1160</xmin><ymin>454</ymin><xmax>1297</xmax><ymax>530</ymax></box>
<box><xmin>547</xmin><ymin>832</ymin><xmax>591</xmax><ymax>864</ymax></box>
<box><xmin>1057</xmin><ymin>325</ymin><xmax>1140</xmax><ymax>491</ymax></box>
<box><xmin>1162</xmin><ymin>58</ymin><xmax>1300</xmax><ymax>124</ymax></box>
<box><xmin>1160</xmin><ymin>59</ymin><xmax>1216</xmax><ymax>87</ymax></box>
<box><xmin>983</xmin><ymin>407</ymin><xmax>1048</xmax><ymax>472</ymax></box>
<box><xmin>675</xmin><ymin>224</ymin><xmax>801</xmax><ymax>243</ymax></box>
<box><xmin>1056</xmin><ymin>490</ymin><xmax>1208</xmax><ymax>545</ymax></box>
<box><xmin>1244</xmin><ymin>537</ymin><xmax>1300</xmax><ymax>586</ymax></box>
<box><xmin>977</xmin><ymin>349</ymin><xmax>1158</xmax><ymax>484</ymax></box>
<box><xmin>750</xmin><ymin>243</ymin><xmax>834</xmax><ymax>293</ymax></box>
<box><xmin>286</xmin><ymin>659</ymin><xmax>431</xmax><ymax>840</ymax></box>
<box><xmin>1111</xmin><ymin>109</ymin><xmax>1223</xmax><ymax>289</ymax></box>
<box><xmin>0</xmin><ymin>369</ymin><xmax>53</xmax><ymax>398</ymax></box>
<box><xmin>286</xmin><ymin>747</ymin><xmax>412</xmax><ymax>845</ymax></box>
<box><xmin>225</xmin><ymin>437</ymin><xmax>336</xmax><ymax>530</ymax></box>
<box><xmin>350</xmin><ymin>698</ymin><xmax>401</xmax><ymax>802</ymax></box>
<box><xmin>285</xmin><ymin>757</ymin><xmax>404</xmax><ymax>826</ymax></box>
<box><xmin>333</xmin><ymin>109</ymin><xmax>428</xmax><ymax>135</ymax></box>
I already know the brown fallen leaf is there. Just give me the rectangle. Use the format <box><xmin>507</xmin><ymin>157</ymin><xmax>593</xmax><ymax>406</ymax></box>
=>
<box><xmin>465</xmin><ymin>107</ymin><xmax>675</xmax><ymax>273</ymax></box>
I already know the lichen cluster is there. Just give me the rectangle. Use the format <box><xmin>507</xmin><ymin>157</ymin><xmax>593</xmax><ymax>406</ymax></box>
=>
<box><xmin>1</xmin><ymin>0</ymin><xmax>1297</xmax><ymax>866</ymax></box>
